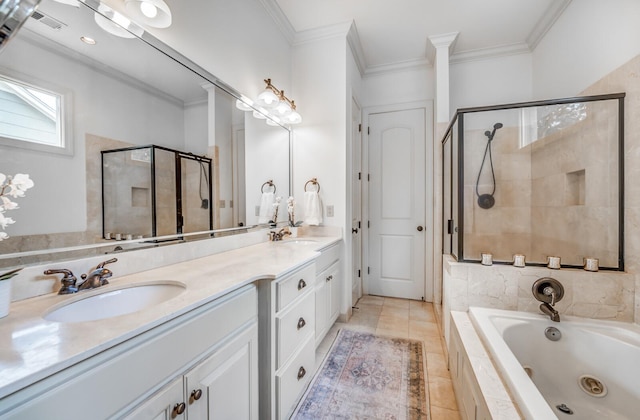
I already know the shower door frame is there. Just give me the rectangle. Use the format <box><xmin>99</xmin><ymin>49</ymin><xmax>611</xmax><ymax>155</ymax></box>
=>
<box><xmin>442</xmin><ymin>92</ymin><xmax>625</xmax><ymax>271</ymax></box>
<box><xmin>101</xmin><ymin>144</ymin><xmax>213</xmax><ymax>240</ymax></box>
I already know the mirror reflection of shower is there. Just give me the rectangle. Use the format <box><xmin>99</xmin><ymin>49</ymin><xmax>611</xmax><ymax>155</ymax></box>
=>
<box><xmin>475</xmin><ymin>122</ymin><xmax>503</xmax><ymax>209</ymax></box>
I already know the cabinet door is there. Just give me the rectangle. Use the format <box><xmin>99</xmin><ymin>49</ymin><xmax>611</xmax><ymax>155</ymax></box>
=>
<box><xmin>315</xmin><ymin>280</ymin><xmax>329</xmax><ymax>343</ymax></box>
<box><xmin>185</xmin><ymin>322</ymin><xmax>258</xmax><ymax>420</ymax></box>
<box><xmin>327</xmin><ymin>262</ymin><xmax>341</xmax><ymax>323</ymax></box>
<box><xmin>124</xmin><ymin>377</ymin><xmax>186</xmax><ymax>420</ymax></box>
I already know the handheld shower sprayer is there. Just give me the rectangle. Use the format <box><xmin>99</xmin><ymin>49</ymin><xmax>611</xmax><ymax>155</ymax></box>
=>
<box><xmin>484</xmin><ymin>123</ymin><xmax>503</xmax><ymax>142</ymax></box>
<box><xmin>475</xmin><ymin>122</ymin><xmax>503</xmax><ymax>209</ymax></box>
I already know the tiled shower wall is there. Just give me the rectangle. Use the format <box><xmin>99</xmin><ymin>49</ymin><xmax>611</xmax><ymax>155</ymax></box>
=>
<box><xmin>463</xmin><ymin>101</ymin><xmax>619</xmax><ymax>267</ymax></box>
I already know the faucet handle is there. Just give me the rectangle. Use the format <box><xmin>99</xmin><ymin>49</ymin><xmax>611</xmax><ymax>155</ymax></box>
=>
<box><xmin>96</xmin><ymin>258</ymin><xmax>118</xmax><ymax>269</ymax></box>
<box><xmin>44</xmin><ymin>269</ymin><xmax>78</xmax><ymax>294</ymax></box>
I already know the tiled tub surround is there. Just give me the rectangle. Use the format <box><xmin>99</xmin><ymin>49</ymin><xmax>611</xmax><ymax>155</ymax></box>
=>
<box><xmin>0</xmin><ymin>230</ymin><xmax>340</xmax><ymax>399</ymax></box>
<box><xmin>442</xmin><ymin>255</ymin><xmax>635</xmax><ymax>348</ymax></box>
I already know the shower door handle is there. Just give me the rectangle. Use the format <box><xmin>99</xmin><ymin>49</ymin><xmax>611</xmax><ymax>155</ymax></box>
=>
<box><xmin>417</xmin><ymin>226</ymin><xmax>424</xmax><ymax>232</ymax></box>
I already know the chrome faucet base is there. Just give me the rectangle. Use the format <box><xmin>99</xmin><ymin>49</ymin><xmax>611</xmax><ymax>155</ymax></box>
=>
<box><xmin>45</xmin><ymin>258</ymin><xmax>117</xmax><ymax>295</ymax></box>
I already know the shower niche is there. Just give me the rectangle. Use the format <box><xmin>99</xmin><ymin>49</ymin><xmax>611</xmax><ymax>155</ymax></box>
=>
<box><xmin>102</xmin><ymin>145</ymin><xmax>213</xmax><ymax>240</ymax></box>
<box><xmin>442</xmin><ymin>93</ymin><xmax>625</xmax><ymax>270</ymax></box>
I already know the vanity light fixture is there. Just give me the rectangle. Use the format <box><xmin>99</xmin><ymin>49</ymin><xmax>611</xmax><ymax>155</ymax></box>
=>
<box><xmin>125</xmin><ymin>0</ymin><xmax>172</xmax><ymax>29</ymax></box>
<box><xmin>244</xmin><ymin>78</ymin><xmax>302</xmax><ymax>126</ymax></box>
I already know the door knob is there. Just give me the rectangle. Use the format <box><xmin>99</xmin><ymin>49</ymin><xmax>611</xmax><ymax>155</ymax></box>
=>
<box><xmin>352</xmin><ymin>227</ymin><xmax>358</xmax><ymax>234</ymax></box>
<box><xmin>417</xmin><ymin>226</ymin><xmax>424</xmax><ymax>232</ymax></box>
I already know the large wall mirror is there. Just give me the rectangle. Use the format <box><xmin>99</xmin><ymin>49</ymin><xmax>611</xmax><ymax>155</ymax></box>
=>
<box><xmin>0</xmin><ymin>0</ymin><xmax>291</xmax><ymax>268</ymax></box>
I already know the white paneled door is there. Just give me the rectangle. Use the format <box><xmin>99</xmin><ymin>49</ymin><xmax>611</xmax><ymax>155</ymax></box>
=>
<box><xmin>368</xmin><ymin>108</ymin><xmax>426</xmax><ymax>300</ymax></box>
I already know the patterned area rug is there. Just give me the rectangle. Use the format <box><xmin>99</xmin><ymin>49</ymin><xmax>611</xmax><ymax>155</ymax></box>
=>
<box><xmin>291</xmin><ymin>329</ymin><xmax>429</xmax><ymax>419</ymax></box>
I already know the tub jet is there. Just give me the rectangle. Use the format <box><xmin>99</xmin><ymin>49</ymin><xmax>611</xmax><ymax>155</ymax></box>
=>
<box><xmin>556</xmin><ymin>404</ymin><xmax>574</xmax><ymax>415</ymax></box>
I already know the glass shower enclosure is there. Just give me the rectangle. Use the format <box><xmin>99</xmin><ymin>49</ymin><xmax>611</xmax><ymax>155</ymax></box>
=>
<box><xmin>442</xmin><ymin>93</ymin><xmax>625</xmax><ymax>270</ymax></box>
<box><xmin>102</xmin><ymin>145</ymin><xmax>213</xmax><ymax>240</ymax></box>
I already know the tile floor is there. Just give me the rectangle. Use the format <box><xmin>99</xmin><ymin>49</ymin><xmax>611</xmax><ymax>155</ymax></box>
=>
<box><xmin>315</xmin><ymin>295</ymin><xmax>461</xmax><ymax>420</ymax></box>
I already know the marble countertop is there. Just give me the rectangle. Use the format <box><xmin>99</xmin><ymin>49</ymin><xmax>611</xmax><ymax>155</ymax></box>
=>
<box><xmin>0</xmin><ymin>235</ymin><xmax>341</xmax><ymax>399</ymax></box>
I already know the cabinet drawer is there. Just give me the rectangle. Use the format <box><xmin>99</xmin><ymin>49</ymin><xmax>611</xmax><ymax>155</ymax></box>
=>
<box><xmin>276</xmin><ymin>336</ymin><xmax>315</xmax><ymax>420</ymax></box>
<box><xmin>315</xmin><ymin>243</ymin><xmax>340</xmax><ymax>273</ymax></box>
<box><xmin>276</xmin><ymin>263</ymin><xmax>315</xmax><ymax>311</ymax></box>
<box><xmin>276</xmin><ymin>291</ymin><xmax>315</xmax><ymax>368</ymax></box>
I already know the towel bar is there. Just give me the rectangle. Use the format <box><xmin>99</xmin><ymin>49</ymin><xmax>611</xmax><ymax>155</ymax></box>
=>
<box><xmin>304</xmin><ymin>178</ymin><xmax>320</xmax><ymax>192</ymax></box>
<box><xmin>261</xmin><ymin>180</ymin><xmax>276</xmax><ymax>193</ymax></box>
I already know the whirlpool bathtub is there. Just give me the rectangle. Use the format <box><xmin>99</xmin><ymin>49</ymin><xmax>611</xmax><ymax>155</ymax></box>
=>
<box><xmin>468</xmin><ymin>307</ymin><xmax>640</xmax><ymax>419</ymax></box>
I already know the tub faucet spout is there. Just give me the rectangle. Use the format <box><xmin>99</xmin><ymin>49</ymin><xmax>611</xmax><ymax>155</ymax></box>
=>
<box><xmin>540</xmin><ymin>302</ymin><xmax>560</xmax><ymax>322</ymax></box>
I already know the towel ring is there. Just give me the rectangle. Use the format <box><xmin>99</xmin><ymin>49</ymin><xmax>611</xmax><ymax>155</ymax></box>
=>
<box><xmin>304</xmin><ymin>178</ymin><xmax>320</xmax><ymax>192</ymax></box>
<box><xmin>261</xmin><ymin>180</ymin><xmax>276</xmax><ymax>194</ymax></box>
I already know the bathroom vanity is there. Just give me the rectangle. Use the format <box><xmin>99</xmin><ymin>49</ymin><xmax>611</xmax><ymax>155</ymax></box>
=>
<box><xmin>0</xmin><ymin>234</ymin><xmax>342</xmax><ymax>419</ymax></box>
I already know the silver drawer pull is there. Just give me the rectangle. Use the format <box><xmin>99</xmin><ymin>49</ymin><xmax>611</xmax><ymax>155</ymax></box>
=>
<box><xmin>189</xmin><ymin>388</ymin><xmax>203</xmax><ymax>404</ymax></box>
<box><xmin>297</xmin><ymin>366</ymin><xmax>306</xmax><ymax>380</ymax></box>
<box><xmin>297</xmin><ymin>279</ymin><xmax>307</xmax><ymax>290</ymax></box>
<box><xmin>297</xmin><ymin>317</ymin><xmax>306</xmax><ymax>330</ymax></box>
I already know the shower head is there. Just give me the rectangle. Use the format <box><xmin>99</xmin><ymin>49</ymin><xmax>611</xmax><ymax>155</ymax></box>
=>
<box><xmin>485</xmin><ymin>122</ymin><xmax>503</xmax><ymax>141</ymax></box>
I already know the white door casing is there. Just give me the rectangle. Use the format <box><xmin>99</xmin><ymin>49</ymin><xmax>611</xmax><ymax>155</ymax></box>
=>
<box><xmin>351</xmin><ymin>98</ymin><xmax>363</xmax><ymax>304</ymax></box>
<box><xmin>367</xmin><ymin>106</ymin><xmax>430</xmax><ymax>301</ymax></box>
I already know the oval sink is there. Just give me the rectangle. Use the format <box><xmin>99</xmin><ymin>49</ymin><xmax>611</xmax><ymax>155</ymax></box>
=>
<box><xmin>44</xmin><ymin>281</ymin><xmax>186</xmax><ymax>323</ymax></box>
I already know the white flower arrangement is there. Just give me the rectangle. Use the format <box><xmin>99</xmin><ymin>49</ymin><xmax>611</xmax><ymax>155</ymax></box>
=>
<box><xmin>287</xmin><ymin>196</ymin><xmax>302</xmax><ymax>227</ymax></box>
<box><xmin>0</xmin><ymin>173</ymin><xmax>34</xmax><ymax>242</ymax></box>
<box><xmin>270</xmin><ymin>196</ymin><xmax>282</xmax><ymax>224</ymax></box>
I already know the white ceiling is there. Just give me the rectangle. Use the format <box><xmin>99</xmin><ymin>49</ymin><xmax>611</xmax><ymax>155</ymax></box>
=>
<box><xmin>273</xmin><ymin>0</ymin><xmax>571</xmax><ymax>73</ymax></box>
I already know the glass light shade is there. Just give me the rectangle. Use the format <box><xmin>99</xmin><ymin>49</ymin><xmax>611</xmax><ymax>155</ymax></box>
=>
<box><xmin>94</xmin><ymin>12</ymin><xmax>136</xmax><ymax>39</ymax></box>
<box><xmin>266</xmin><ymin>116</ymin><xmax>281</xmax><ymax>126</ymax></box>
<box><xmin>235</xmin><ymin>99</ymin><xmax>253</xmax><ymax>112</ymax></box>
<box><xmin>125</xmin><ymin>0</ymin><xmax>172</xmax><ymax>28</ymax></box>
<box><xmin>256</xmin><ymin>89</ymin><xmax>279</xmax><ymax>108</ymax></box>
<box><xmin>274</xmin><ymin>100</ymin><xmax>291</xmax><ymax>116</ymax></box>
<box><xmin>140</xmin><ymin>2</ymin><xmax>158</xmax><ymax>18</ymax></box>
<box><xmin>252</xmin><ymin>110</ymin><xmax>267</xmax><ymax>119</ymax></box>
<box><xmin>285</xmin><ymin>110</ymin><xmax>302</xmax><ymax>125</ymax></box>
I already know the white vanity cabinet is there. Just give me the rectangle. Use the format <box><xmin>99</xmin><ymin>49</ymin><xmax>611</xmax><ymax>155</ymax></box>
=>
<box><xmin>125</xmin><ymin>323</ymin><xmax>258</xmax><ymax>420</ymax></box>
<box><xmin>0</xmin><ymin>285</ymin><xmax>258</xmax><ymax>420</ymax></box>
<box><xmin>314</xmin><ymin>243</ymin><xmax>342</xmax><ymax>345</ymax></box>
<box><xmin>259</xmin><ymin>261</ymin><xmax>316</xmax><ymax>420</ymax></box>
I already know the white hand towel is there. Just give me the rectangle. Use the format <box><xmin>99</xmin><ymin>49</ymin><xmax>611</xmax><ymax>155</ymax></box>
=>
<box><xmin>304</xmin><ymin>191</ymin><xmax>323</xmax><ymax>226</ymax></box>
<box><xmin>258</xmin><ymin>192</ymin><xmax>275</xmax><ymax>223</ymax></box>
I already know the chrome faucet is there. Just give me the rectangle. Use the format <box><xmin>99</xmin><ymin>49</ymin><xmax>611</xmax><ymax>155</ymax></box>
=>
<box><xmin>532</xmin><ymin>277</ymin><xmax>564</xmax><ymax>322</ymax></box>
<box><xmin>45</xmin><ymin>258</ymin><xmax>117</xmax><ymax>295</ymax></box>
<box><xmin>268</xmin><ymin>227</ymin><xmax>291</xmax><ymax>242</ymax></box>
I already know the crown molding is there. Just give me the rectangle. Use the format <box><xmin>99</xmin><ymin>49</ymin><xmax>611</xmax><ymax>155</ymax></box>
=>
<box><xmin>293</xmin><ymin>20</ymin><xmax>353</xmax><ymax>46</ymax></box>
<box><xmin>346</xmin><ymin>21</ymin><xmax>367</xmax><ymax>76</ymax></box>
<box><xmin>527</xmin><ymin>0</ymin><xmax>572</xmax><ymax>50</ymax></box>
<box><xmin>364</xmin><ymin>58</ymin><xmax>430</xmax><ymax>77</ymax></box>
<box><xmin>256</xmin><ymin>0</ymin><xmax>296</xmax><ymax>45</ymax></box>
<box><xmin>450</xmin><ymin>42</ymin><xmax>531</xmax><ymax>64</ymax></box>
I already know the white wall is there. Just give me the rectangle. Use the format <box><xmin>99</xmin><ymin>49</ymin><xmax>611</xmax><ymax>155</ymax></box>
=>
<box><xmin>532</xmin><ymin>0</ymin><xmax>640</xmax><ymax>99</ymax></box>
<box><xmin>292</xmin><ymin>35</ymin><xmax>347</xmax><ymax>228</ymax></box>
<box><xmin>450</xmin><ymin>53</ymin><xmax>533</xmax><ymax>113</ymax></box>
<box><xmin>362</xmin><ymin>66</ymin><xmax>434</xmax><ymax>108</ymax></box>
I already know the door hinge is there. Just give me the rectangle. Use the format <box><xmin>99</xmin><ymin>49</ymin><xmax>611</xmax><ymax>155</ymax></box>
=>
<box><xmin>358</xmin><ymin>221</ymin><xmax>361</xmax><ymax>229</ymax></box>
<box><xmin>447</xmin><ymin>219</ymin><xmax>454</xmax><ymax>234</ymax></box>
<box><xmin>358</xmin><ymin>269</ymin><xmax>361</xmax><ymax>278</ymax></box>
<box><xmin>358</xmin><ymin>123</ymin><xmax>362</xmax><ymax>132</ymax></box>
<box><xmin>358</xmin><ymin>172</ymin><xmax>361</xmax><ymax>180</ymax></box>
<box><xmin>367</xmin><ymin>220</ymin><xmax>370</xmax><ymax>228</ymax></box>
<box><xmin>367</xmin><ymin>126</ymin><xmax>370</xmax><ymax>135</ymax></box>
<box><xmin>367</xmin><ymin>173</ymin><xmax>370</xmax><ymax>181</ymax></box>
